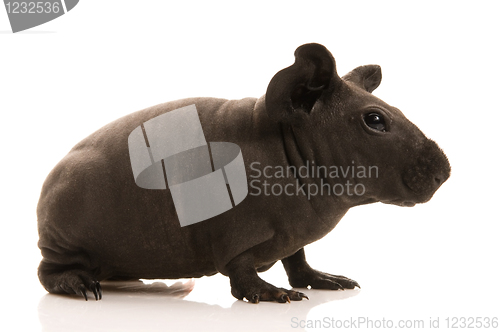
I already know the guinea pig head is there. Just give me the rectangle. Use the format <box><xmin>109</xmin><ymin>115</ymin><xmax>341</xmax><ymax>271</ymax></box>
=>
<box><xmin>265</xmin><ymin>43</ymin><xmax>451</xmax><ymax>207</ymax></box>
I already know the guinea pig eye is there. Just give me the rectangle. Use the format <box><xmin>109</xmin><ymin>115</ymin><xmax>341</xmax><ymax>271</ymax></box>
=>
<box><xmin>364</xmin><ymin>112</ymin><xmax>387</xmax><ymax>132</ymax></box>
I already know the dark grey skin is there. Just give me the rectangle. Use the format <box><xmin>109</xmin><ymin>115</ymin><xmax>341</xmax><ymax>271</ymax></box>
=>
<box><xmin>37</xmin><ymin>43</ymin><xmax>450</xmax><ymax>303</ymax></box>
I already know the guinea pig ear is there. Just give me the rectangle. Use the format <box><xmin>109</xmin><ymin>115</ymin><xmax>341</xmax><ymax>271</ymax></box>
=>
<box><xmin>265</xmin><ymin>43</ymin><xmax>342</xmax><ymax>123</ymax></box>
<box><xmin>342</xmin><ymin>65</ymin><xmax>382</xmax><ymax>93</ymax></box>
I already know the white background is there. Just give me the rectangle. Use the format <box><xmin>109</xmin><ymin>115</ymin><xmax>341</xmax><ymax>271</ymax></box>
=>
<box><xmin>1</xmin><ymin>1</ymin><xmax>499</xmax><ymax>331</ymax></box>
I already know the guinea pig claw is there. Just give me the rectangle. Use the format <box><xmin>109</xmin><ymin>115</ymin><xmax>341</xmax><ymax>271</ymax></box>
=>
<box><xmin>90</xmin><ymin>281</ymin><xmax>102</xmax><ymax>301</ymax></box>
<box><xmin>78</xmin><ymin>285</ymin><xmax>88</xmax><ymax>301</ymax></box>
<box><xmin>251</xmin><ymin>294</ymin><xmax>260</xmax><ymax>304</ymax></box>
<box><xmin>280</xmin><ymin>294</ymin><xmax>291</xmax><ymax>303</ymax></box>
<box><xmin>298</xmin><ymin>292</ymin><xmax>309</xmax><ymax>300</ymax></box>
<box><xmin>95</xmin><ymin>281</ymin><xmax>102</xmax><ymax>300</ymax></box>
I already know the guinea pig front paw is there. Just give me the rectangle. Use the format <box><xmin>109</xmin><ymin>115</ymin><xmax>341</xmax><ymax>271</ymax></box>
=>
<box><xmin>289</xmin><ymin>270</ymin><xmax>360</xmax><ymax>290</ymax></box>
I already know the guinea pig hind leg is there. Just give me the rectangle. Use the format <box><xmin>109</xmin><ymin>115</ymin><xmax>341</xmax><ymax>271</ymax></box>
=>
<box><xmin>38</xmin><ymin>260</ymin><xmax>102</xmax><ymax>301</ymax></box>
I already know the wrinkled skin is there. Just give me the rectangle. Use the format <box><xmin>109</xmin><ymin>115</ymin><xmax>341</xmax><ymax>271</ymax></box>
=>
<box><xmin>37</xmin><ymin>43</ymin><xmax>450</xmax><ymax>302</ymax></box>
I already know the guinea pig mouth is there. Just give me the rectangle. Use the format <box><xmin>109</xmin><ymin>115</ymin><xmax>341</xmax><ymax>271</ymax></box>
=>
<box><xmin>401</xmin><ymin>177</ymin><xmax>436</xmax><ymax>203</ymax></box>
<box><xmin>382</xmin><ymin>199</ymin><xmax>417</xmax><ymax>207</ymax></box>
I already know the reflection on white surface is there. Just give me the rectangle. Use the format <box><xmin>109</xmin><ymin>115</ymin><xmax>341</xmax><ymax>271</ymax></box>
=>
<box><xmin>37</xmin><ymin>279</ymin><xmax>359</xmax><ymax>332</ymax></box>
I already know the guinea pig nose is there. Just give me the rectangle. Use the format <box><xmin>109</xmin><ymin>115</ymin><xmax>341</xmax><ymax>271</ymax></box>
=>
<box><xmin>432</xmin><ymin>166</ymin><xmax>450</xmax><ymax>190</ymax></box>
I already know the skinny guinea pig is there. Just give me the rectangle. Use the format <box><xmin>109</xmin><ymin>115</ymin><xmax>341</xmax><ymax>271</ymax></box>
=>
<box><xmin>37</xmin><ymin>43</ymin><xmax>450</xmax><ymax>303</ymax></box>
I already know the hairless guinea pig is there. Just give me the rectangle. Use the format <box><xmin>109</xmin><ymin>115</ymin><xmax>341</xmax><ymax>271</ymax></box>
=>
<box><xmin>37</xmin><ymin>43</ymin><xmax>450</xmax><ymax>303</ymax></box>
